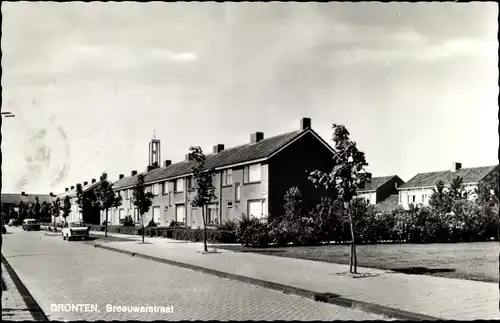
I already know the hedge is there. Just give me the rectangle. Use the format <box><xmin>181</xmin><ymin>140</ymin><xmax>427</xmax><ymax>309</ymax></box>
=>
<box><xmin>88</xmin><ymin>225</ymin><xmax>237</xmax><ymax>243</ymax></box>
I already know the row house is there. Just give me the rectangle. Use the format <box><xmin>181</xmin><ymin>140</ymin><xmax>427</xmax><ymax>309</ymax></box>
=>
<box><xmin>103</xmin><ymin>117</ymin><xmax>335</xmax><ymax>228</ymax></box>
<box><xmin>356</xmin><ymin>175</ymin><xmax>405</xmax><ymax>205</ymax></box>
<box><xmin>1</xmin><ymin>192</ymin><xmax>55</xmax><ymax>218</ymax></box>
<box><xmin>397</xmin><ymin>162</ymin><xmax>499</xmax><ymax>209</ymax></box>
<box><xmin>55</xmin><ymin>177</ymin><xmax>103</xmax><ymax>224</ymax></box>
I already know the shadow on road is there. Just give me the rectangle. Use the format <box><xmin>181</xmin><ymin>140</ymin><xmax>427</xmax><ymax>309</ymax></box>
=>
<box><xmin>87</xmin><ymin>235</ymin><xmax>136</xmax><ymax>242</ymax></box>
<box><xmin>2</xmin><ymin>275</ymin><xmax>7</xmax><ymax>291</ymax></box>
<box><xmin>390</xmin><ymin>267</ymin><xmax>456</xmax><ymax>275</ymax></box>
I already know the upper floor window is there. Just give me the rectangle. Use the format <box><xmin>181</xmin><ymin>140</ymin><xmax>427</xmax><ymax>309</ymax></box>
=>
<box><xmin>124</xmin><ymin>190</ymin><xmax>129</xmax><ymax>199</ymax></box>
<box><xmin>175</xmin><ymin>178</ymin><xmax>184</xmax><ymax>193</ymax></box>
<box><xmin>222</xmin><ymin>169</ymin><xmax>233</xmax><ymax>186</ymax></box>
<box><xmin>186</xmin><ymin>176</ymin><xmax>193</xmax><ymax>190</ymax></box>
<box><xmin>161</xmin><ymin>182</ymin><xmax>168</xmax><ymax>195</ymax></box>
<box><xmin>152</xmin><ymin>183</ymin><xmax>160</xmax><ymax>196</ymax></box>
<box><xmin>235</xmin><ymin>183</ymin><xmax>241</xmax><ymax>201</ymax></box>
<box><xmin>243</xmin><ymin>164</ymin><xmax>261</xmax><ymax>183</ymax></box>
<box><xmin>146</xmin><ymin>185</ymin><xmax>152</xmax><ymax>193</ymax></box>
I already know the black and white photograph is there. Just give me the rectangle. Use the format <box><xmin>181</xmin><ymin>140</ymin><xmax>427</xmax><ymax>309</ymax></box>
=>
<box><xmin>1</xmin><ymin>2</ymin><xmax>498</xmax><ymax>321</ymax></box>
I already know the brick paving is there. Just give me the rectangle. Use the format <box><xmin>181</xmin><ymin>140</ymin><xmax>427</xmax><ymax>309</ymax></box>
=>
<box><xmin>89</xmin><ymin>230</ymin><xmax>499</xmax><ymax>320</ymax></box>
<box><xmin>1</xmin><ymin>227</ymin><xmax>383</xmax><ymax>321</ymax></box>
<box><xmin>1</xmin><ymin>263</ymin><xmax>34</xmax><ymax>321</ymax></box>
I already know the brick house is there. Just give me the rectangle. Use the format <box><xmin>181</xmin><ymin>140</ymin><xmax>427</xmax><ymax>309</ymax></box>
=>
<box><xmin>397</xmin><ymin>162</ymin><xmax>499</xmax><ymax>209</ymax></box>
<box><xmin>55</xmin><ymin>178</ymin><xmax>102</xmax><ymax>224</ymax></box>
<box><xmin>1</xmin><ymin>192</ymin><xmax>55</xmax><ymax>221</ymax></box>
<box><xmin>356</xmin><ymin>175</ymin><xmax>405</xmax><ymax>205</ymax></box>
<box><xmin>105</xmin><ymin>118</ymin><xmax>335</xmax><ymax>228</ymax></box>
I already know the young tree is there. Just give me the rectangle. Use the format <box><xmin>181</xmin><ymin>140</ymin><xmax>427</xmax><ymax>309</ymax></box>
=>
<box><xmin>308</xmin><ymin>124</ymin><xmax>371</xmax><ymax>274</ymax></box>
<box><xmin>51</xmin><ymin>198</ymin><xmax>61</xmax><ymax>226</ymax></box>
<box><xmin>95</xmin><ymin>180</ymin><xmax>122</xmax><ymax>238</ymax></box>
<box><xmin>34</xmin><ymin>197</ymin><xmax>41</xmax><ymax>220</ymax></box>
<box><xmin>132</xmin><ymin>174</ymin><xmax>153</xmax><ymax>244</ymax></box>
<box><xmin>189</xmin><ymin>146</ymin><xmax>217</xmax><ymax>252</ymax></box>
<box><xmin>448</xmin><ymin>176</ymin><xmax>466</xmax><ymax>200</ymax></box>
<box><xmin>429</xmin><ymin>180</ymin><xmax>452</xmax><ymax>214</ymax></box>
<box><xmin>76</xmin><ymin>184</ymin><xmax>100</xmax><ymax>224</ymax></box>
<box><xmin>62</xmin><ymin>196</ymin><xmax>72</xmax><ymax>223</ymax></box>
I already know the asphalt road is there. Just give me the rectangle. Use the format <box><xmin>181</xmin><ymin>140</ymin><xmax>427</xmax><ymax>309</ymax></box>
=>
<box><xmin>1</xmin><ymin>227</ymin><xmax>383</xmax><ymax>321</ymax></box>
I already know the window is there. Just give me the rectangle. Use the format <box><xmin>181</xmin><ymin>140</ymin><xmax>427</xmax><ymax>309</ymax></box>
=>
<box><xmin>162</xmin><ymin>182</ymin><xmax>168</xmax><ymax>195</ymax></box>
<box><xmin>124</xmin><ymin>190</ymin><xmax>129</xmax><ymax>199</ymax></box>
<box><xmin>412</xmin><ymin>195</ymin><xmax>416</xmax><ymax>203</ymax></box>
<box><xmin>222</xmin><ymin>169</ymin><xmax>233</xmax><ymax>186</ymax></box>
<box><xmin>207</xmin><ymin>207</ymin><xmax>218</xmax><ymax>225</ymax></box>
<box><xmin>152</xmin><ymin>206</ymin><xmax>161</xmax><ymax>223</ymax></box>
<box><xmin>152</xmin><ymin>183</ymin><xmax>160</xmax><ymax>196</ymax></box>
<box><xmin>146</xmin><ymin>185</ymin><xmax>152</xmax><ymax>193</ymax></box>
<box><xmin>133</xmin><ymin>208</ymin><xmax>138</xmax><ymax>222</ymax></box>
<box><xmin>235</xmin><ymin>183</ymin><xmax>241</xmax><ymax>201</ymax></box>
<box><xmin>119</xmin><ymin>209</ymin><xmax>124</xmax><ymax>220</ymax></box>
<box><xmin>422</xmin><ymin>195</ymin><xmax>425</xmax><ymax>203</ymax></box>
<box><xmin>243</xmin><ymin>164</ymin><xmax>261</xmax><ymax>183</ymax></box>
<box><xmin>169</xmin><ymin>192</ymin><xmax>173</xmax><ymax>207</ymax></box>
<box><xmin>366</xmin><ymin>198</ymin><xmax>370</xmax><ymax>205</ymax></box>
<box><xmin>174</xmin><ymin>178</ymin><xmax>184</xmax><ymax>192</ymax></box>
<box><xmin>186</xmin><ymin>177</ymin><xmax>193</xmax><ymax>190</ymax></box>
<box><xmin>175</xmin><ymin>205</ymin><xmax>185</xmax><ymax>223</ymax></box>
<box><xmin>247</xmin><ymin>200</ymin><xmax>264</xmax><ymax>219</ymax></box>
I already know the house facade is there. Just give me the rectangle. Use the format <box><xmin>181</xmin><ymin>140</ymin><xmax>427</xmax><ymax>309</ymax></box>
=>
<box><xmin>55</xmin><ymin>178</ymin><xmax>102</xmax><ymax>224</ymax></box>
<box><xmin>103</xmin><ymin>118</ymin><xmax>334</xmax><ymax>228</ymax></box>
<box><xmin>356</xmin><ymin>175</ymin><xmax>405</xmax><ymax>205</ymax></box>
<box><xmin>397</xmin><ymin>162</ymin><xmax>499</xmax><ymax>209</ymax></box>
<box><xmin>1</xmin><ymin>192</ymin><xmax>55</xmax><ymax>220</ymax></box>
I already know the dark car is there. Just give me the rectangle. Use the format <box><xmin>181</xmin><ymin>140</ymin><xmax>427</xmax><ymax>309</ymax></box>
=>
<box><xmin>22</xmin><ymin>219</ymin><xmax>41</xmax><ymax>231</ymax></box>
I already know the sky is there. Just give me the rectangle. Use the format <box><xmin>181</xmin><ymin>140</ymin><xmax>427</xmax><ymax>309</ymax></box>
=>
<box><xmin>1</xmin><ymin>2</ymin><xmax>498</xmax><ymax>194</ymax></box>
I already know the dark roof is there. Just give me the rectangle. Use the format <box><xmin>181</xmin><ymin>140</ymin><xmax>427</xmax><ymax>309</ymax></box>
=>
<box><xmin>399</xmin><ymin>165</ymin><xmax>498</xmax><ymax>189</ymax></box>
<box><xmin>357</xmin><ymin>175</ymin><xmax>398</xmax><ymax>192</ymax></box>
<box><xmin>1</xmin><ymin>193</ymin><xmax>54</xmax><ymax>205</ymax></box>
<box><xmin>57</xmin><ymin>180</ymin><xmax>103</xmax><ymax>198</ymax></box>
<box><xmin>114</xmin><ymin>129</ymin><xmax>308</xmax><ymax>189</ymax></box>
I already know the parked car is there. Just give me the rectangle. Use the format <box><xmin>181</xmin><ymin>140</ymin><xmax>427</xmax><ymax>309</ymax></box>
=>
<box><xmin>22</xmin><ymin>219</ymin><xmax>40</xmax><ymax>231</ymax></box>
<box><xmin>62</xmin><ymin>221</ymin><xmax>90</xmax><ymax>241</ymax></box>
<box><xmin>8</xmin><ymin>218</ymin><xmax>22</xmax><ymax>226</ymax></box>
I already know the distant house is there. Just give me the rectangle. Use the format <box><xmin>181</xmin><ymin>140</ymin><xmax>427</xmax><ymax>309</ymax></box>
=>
<box><xmin>356</xmin><ymin>175</ymin><xmax>405</xmax><ymax>205</ymax></box>
<box><xmin>397</xmin><ymin>162</ymin><xmax>499</xmax><ymax>209</ymax></box>
<box><xmin>56</xmin><ymin>178</ymin><xmax>103</xmax><ymax>224</ymax></box>
<box><xmin>105</xmin><ymin>117</ymin><xmax>335</xmax><ymax>228</ymax></box>
<box><xmin>1</xmin><ymin>192</ymin><xmax>55</xmax><ymax>220</ymax></box>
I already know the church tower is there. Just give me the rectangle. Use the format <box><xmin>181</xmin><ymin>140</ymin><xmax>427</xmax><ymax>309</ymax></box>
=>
<box><xmin>148</xmin><ymin>129</ymin><xmax>160</xmax><ymax>167</ymax></box>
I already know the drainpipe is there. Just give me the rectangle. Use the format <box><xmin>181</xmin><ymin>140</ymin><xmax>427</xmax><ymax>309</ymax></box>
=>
<box><xmin>219</xmin><ymin>172</ymin><xmax>222</xmax><ymax>225</ymax></box>
<box><xmin>184</xmin><ymin>179</ymin><xmax>188</xmax><ymax>227</ymax></box>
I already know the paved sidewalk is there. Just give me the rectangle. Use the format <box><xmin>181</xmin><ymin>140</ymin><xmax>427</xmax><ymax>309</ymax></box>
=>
<box><xmin>89</xmin><ymin>231</ymin><xmax>499</xmax><ymax>320</ymax></box>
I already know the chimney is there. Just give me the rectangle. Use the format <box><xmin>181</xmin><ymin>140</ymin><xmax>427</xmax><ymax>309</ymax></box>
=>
<box><xmin>21</xmin><ymin>191</ymin><xmax>26</xmax><ymax>196</ymax></box>
<box><xmin>92</xmin><ymin>178</ymin><xmax>96</xmax><ymax>184</ymax></box>
<box><xmin>451</xmin><ymin>162</ymin><xmax>462</xmax><ymax>172</ymax></box>
<box><xmin>163</xmin><ymin>160</ymin><xmax>172</xmax><ymax>167</ymax></box>
<box><xmin>101</xmin><ymin>173</ymin><xmax>108</xmax><ymax>180</ymax></box>
<box><xmin>83</xmin><ymin>181</ymin><xmax>88</xmax><ymax>186</ymax></box>
<box><xmin>119</xmin><ymin>174</ymin><xmax>124</xmax><ymax>179</ymax></box>
<box><xmin>250</xmin><ymin>132</ymin><xmax>264</xmax><ymax>144</ymax></box>
<box><xmin>65</xmin><ymin>188</ymin><xmax>69</xmax><ymax>192</ymax></box>
<box><xmin>213</xmin><ymin>144</ymin><xmax>225</xmax><ymax>154</ymax></box>
<box><xmin>131</xmin><ymin>170</ymin><xmax>138</xmax><ymax>176</ymax></box>
<box><xmin>71</xmin><ymin>186</ymin><xmax>75</xmax><ymax>190</ymax></box>
<box><xmin>50</xmin><ymin>192</ymin><xmax>55</xmax><ymax>197</ymax></box>
<box><xmin>185</xmin><ymin>153</ymin><xmax>191</xmax><ymax>161</ymax></box>
<box><xmin>300</xmin><ymin>117</ymin><xmax>311</xmax><ymax>130</ymax></box>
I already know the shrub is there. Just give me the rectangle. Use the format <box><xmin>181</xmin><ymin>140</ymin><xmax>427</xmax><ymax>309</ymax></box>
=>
<box><xmin>236</xmin><ymin>214</ymin><xmax>270</xmax><ymax>248</ymax></box>
<box><xmin>122</xmin><ymin>215</ymin><xmax>135</xmax><ymax>227</ymax></box>
<box><xmin>218</xmin><ymin>219</ymin><xmax>238</xmax><ymax>232</ymax></box>
<box><xmin>169</xmin><ymin>220</ymin><xmax>183</xmax><ymax>228</ymax></box>
<box><xmin>146</xmin><ymin>219</ymin><xmax>157</xmax><ymax>228</ymax></box>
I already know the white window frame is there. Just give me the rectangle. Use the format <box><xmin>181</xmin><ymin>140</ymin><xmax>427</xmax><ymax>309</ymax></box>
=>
<box><xmin>247</xmin><ymin>199</ymin><xmax>265</xmax><ymax>219</ymax></box>
<box><xmin>235</xmin><ymin>183</ymin><xmax>241</xmax><ymax>201</ymax></box>
<box><xmin>161</xmin><ymin>182</ymin><xmax>168</xmax><ymax>195</ymax></box>
<box><xmin>222</xmin><ymin>169</ymin><xmax>233</xmax><ymax>186</ymax></box>
<box><xmin>174</xmin><ymin>178</ymin><xmax>184</xmax><ymax>193</ymax></box>
<box><xmin>152</xmin><ymin>206</ymin><xmax>161</xmax><ymax>223</ymax></box>
<box><xmin>244</xmin><ymin>164</ymin><xmax>261</xmax><ymax>183</ymax></box>
<box><xmin>152</xmin><ymin>183</ymin><xmax>160</xmax><ymax>196</ymax></box>
<box><xmin>175</xmin><ymin>204</ymin><xmax>186</xmax><ymax>223</ymax></box>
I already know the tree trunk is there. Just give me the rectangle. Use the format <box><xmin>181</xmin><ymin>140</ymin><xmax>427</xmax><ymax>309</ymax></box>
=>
<box><xmin>105</xmin><ymin>209</ymin><xmax>109</xmax><ymax>238</ymax></box>
<box><xmin>141</xmin><ymin>214</ymin><xmax>145</xmax><ymax>244</ymax></box>
<box><xmin>202</xmin><ymin>205</ymin><xmax>208</xmax><ymax>252</ymax></box>
<box><xmin>348</xmin><ymin>201</ymin><xmax>357</xmax><ymax>274</ymax></box>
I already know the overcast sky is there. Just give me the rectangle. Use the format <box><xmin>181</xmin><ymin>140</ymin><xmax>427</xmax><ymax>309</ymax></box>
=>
<box><xmin>1</xmin><ymin>2</ymin><xmax>498</xmax><ymax>194</ymax></box>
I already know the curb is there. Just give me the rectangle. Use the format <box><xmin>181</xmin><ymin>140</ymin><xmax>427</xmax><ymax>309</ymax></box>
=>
<box><xmin>93</xmin><ymin>244</ymin><xmax>440</xmax><ymax>321</ymax></box>
<box><xmin>1</xmin><ymin>254</ymin><xmax>48</xmax><ymax>321</ymax></box>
